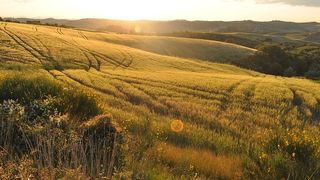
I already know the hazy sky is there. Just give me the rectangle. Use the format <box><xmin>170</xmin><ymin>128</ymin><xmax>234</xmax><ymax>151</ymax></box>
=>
<box><xmin>1</xmin><ymin>0</ymin><xmax>320</xmax><ymax>22</ymax></box>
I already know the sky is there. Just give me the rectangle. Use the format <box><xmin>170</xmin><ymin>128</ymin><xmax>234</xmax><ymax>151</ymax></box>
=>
<box><xmin>1</xmin><ymin>0</ymin><xmax>320</xmax><ymax>22</ymax></box>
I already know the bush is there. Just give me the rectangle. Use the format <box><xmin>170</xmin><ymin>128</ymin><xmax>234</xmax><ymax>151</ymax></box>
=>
<box><xmin>0</xmin><ymin>77</ymin><xmax>122</xmax><ymax>178</ymax></box>
<box><xmin>283</xmin><ymin>67</ymin><xmax>296</xmax><ymax>77</ymax></box>
<box><xmin>259</xmin><ymin>128</ymin><xmax>320</xmax><ymax>179</ymax></box>
<box><xmin>0</xmin><ymin>76</ymin><xmax>102</xmax><ymax>121</ymax></box>
<box><xmin>43</xmin><ymin>62</ymin><xmax>64</xmax><ymax>71</ymax></box>
<box><xmin>0</xmin><ymin>77</ymin><xmax>62</xmax><ymax>104</ymax></box>
<box><xmin>305</xmin><ymin>71</ymin><xmax>320</xmax><ymax>79</ymax></box>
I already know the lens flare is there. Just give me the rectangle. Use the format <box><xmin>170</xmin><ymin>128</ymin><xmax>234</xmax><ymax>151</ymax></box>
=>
<box><xmin>170</xmin><ymin>119</ymin><xmax>184</xmax><ymax>133</ymax></box>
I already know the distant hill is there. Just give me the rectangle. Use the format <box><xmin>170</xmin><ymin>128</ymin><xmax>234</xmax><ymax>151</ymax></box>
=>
<box><xmin>305</xmin><ymin>32</ymin><xmax>320</xmax><ymax>43</ymax></box>
<box><xmin>4</xmin><ymin>18</ymin><xmax>320</xmax><ymax>34</ymax></box>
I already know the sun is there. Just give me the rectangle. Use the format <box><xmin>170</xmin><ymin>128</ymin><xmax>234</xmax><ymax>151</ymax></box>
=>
<box><xmin>96</xmin><ymin>0</ymin><xmax>164</xmax><ymax>20</ymax></box>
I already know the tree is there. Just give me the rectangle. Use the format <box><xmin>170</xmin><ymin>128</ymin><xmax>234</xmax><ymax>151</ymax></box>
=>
<box><xmin>0</xmin><ymin>17</ymin><xmax>3</xmax><ymax>21</ymax></box>
<box><xmin>283</xmin><ymin>67</ymin><xmax>296</xmax><ymax>77</ymax></box>
<box><xmin>305</xmin><ymin>71</ymin><xmax>320</xmax><ymax>79</ymax></box>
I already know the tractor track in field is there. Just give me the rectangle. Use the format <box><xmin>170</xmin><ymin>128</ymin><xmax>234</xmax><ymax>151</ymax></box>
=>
<box><xmin>52</xmin><ymin>70</ymin><xmax>242</xmax><ymax>139</ymax></box>
<box><xmin>239</xmin><ymin>81</ymin><xmax>258</xmax><ymax>111</ymax></box>
<box><xmin>60</xmin><ymin>37</ymin><xmax>131</xmax><ymax>70</ymax></box>
<box><xmin>283</xmin><ymin>86</ymin><xmax>306</xmax><ymax>122</ymax></box>
<box><xmin>46</xmin><ymin>36</ymin><xmax>100</xmax><ymax>71</ymax></box>
<box><xmin>97</xmin><ymin>70</ymin><xmax>224</xmax><ymax>96</ymax></box>
<box><xmin>93</xmin><ymin>71</ymin><xmax>224</xmax><ymax>102</ymax></box>
<box><xmin>32</xmin><ymin>26</ymin><xmax>134</xmax><ymax>70</ymax></box>
<box><xmin>78</xmin><ymin>31</ymin><xmax>88</xmax><ymax>40</ymax></box>
<box><xmin>115</xmin><ymin>49</ymin><xmax>134</xmax><ymax>68</ymax></box>
<box><xmin>1</xmin><ymin>24</ymin><xmax>88</xmax><ymax>70</ymax></box>
<box><xmin>0</xmin><ymin>56</ymin><xmax>37</xmax><ymax>64</ymax></box>
<box><xmin>57</xmin><ymin>71</ymin><xmax>118</xmax><ymax>97</ymax></box>
<box><xmin>127</xmin><ymin>78</ymin><xmax>240</xmax><ymax>138</ymax></box>
<box><xmin>219</xmin><ymin>78</ymin><xmax>251</xmax><ymax>112</ymax></box>
<box><xmin>0</xmin><ymin>24</ymin><xmax>45</xmax><ymax>65</ymax></box>
<box><xmin>32</xmin><ymin>26</ymin><xmax>38</xmax><ymax>32</ymax></box>
<box><xmin>71</xmin><ymin>39</ymin><xmax>103</xmax><ymax>70</ymax></box>
<box><xmin>285</xmin><ymin>84</ymin><xmax>320</xmax><ymax>122</ymax></box>
<box><xmin>69</xmin><ymin>34</ymin><xmax>134</xmax><ymax>69</ymax></box>
<box><xmin>33</xmin><ymin>36</ymin><xmax>88</xmax><ymax>68</ymax></box>
<box><xmin>56</xmin><ymin>28</ymin><xmax>64</xmax><ymax>35</ymax></box>
<box><xmin>28</xmin><ymin>27</ymin><xmax>92</xmax><ymax>70</ymax></box>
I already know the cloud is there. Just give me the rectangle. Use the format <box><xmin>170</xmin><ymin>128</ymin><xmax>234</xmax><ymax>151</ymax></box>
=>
<box><xmin>254</xmin><ymin>0</ymin><xmax>320</xmax><ymax>7</ymax></box>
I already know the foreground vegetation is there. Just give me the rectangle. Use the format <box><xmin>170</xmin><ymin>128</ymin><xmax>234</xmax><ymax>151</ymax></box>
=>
<box><xmin>0</xmin><ymin>22</ymin><xmax>320</xmax><ymax>179</ymax></box>
<box><xmin>0</xmin><ymin>76</ymin><xmax>122</xmax><ymax>178</ymax></box>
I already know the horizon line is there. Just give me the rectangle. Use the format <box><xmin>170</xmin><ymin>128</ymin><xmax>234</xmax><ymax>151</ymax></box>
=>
<box><xmin>2</xmin><ymin>16</ymin><xmax>319</xmax><ymax>24</ymax></box>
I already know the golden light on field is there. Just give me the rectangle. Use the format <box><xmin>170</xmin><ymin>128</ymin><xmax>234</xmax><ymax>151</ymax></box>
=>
<box><xmin>170</xmin><ymin>119</ymin><xmax>184</xmax><ymax>133</ymax></box>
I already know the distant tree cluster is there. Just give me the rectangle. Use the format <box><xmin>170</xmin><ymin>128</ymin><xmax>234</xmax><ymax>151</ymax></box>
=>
<box><xmin>44</xmin><ymin>23</ymin><xmax>69</xmax><ymax>28</ymax></box>
<box><xmin>166</xmin><ymin>31</ymin><xmax>260</xmax><ymax>48</ymax></box>
<box><xmin>0</xmin><ymin>17</ymin><xmax>3</xmax><ymax>21</ymax></box>
<box><xmin>26</xmin><ymin>20</ymin><xmax>41</xmax><ymax>25</ymax></box>
<box><xmin>236</xmin><ymin>45</ymin><xmax>320</xmax><ymax>79</ymax></box>
<box><xmin>2</xmin><ymin>19</ymin><xmax>20</xmax><ymax>23</ymax></box>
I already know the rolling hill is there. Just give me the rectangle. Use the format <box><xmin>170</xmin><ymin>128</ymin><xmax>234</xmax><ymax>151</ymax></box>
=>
<box><xmin>1</xmin><ymin>22</ymin><xmax>320</xmax><ymax>179</ymax></box>
<box><xmin>6</xmin><ymin>18</ymin><xmax>320</xmax><ymax>34</ymax></box>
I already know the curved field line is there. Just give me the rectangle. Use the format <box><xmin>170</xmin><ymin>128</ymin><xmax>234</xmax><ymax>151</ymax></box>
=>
<box><xmin>58</xmin><ymin>37</ymin><xmax>109</xmax><ymax>69</ymax></box>
<box><xmin>93</xmin><ymin>71</ymin><xmax>226</xmax><ymax>102</ymax></box>
<box><xmin>59</xmin><ymin>28</ymin><xmax>64</xmax><ymax>35</ymax></box>
<box><xmin>0</xmin><ymin>25</ymin><xmax>44</xmax><ymax>64</ymax></box>
<box><xmin>28</xmin><ymin>28</ymin><xmax>92</xmax><ymax>70</ymax></box>
<box><xmin>71</xmin><ymin>38</ymin><xmax>128</xmax><ymax>69</ymax></box>
<box><xmin>71</xmin><ymin>39</ymin><xmax>102</xmax><ymax>70</ymax></box>
<box><xmin>98</xmin><ymin>70</ymin><xmax>228</xmax><ymax>95</ymax></box>
<box><xmin>92</xmin><ymin>71</ymin><xmax>241</xmax><ymax>138</ymax></box>
<box><xmin>218</xmin><ymin>78</ymin><xmax>251</xmax><ymax>112</ymax></box>
<box><xmin>285</xmin><ymin>83</ymin><xmax>319</xmax><ymax>121</ymax></box>
<box><xmin>117</xmin><ymin>49</ymin><xmax>134</xmax><ymax>68</ymax></box>
<box><xmin>56</xmin><ymin>28</ymin><xmax>60</xmax><ymax>35</ymax></box>
<box><xmin>52</xmin><ymin>34</ymin><xmax>133</xmax><ymax>69</ymax></box>
<box><xmin>83</xmin><ymin>52</ymin><xmax>93</xmax><ymax>70</ymax></box>
<box><xmin>56</xmin><ymin>28</ymin><xmax>64</xmax><ymax>35</ymax></box>
<box><xmin>0</xmin><ymin>57</ymin><xmax>38</xmax><ymax>65</ymax></box>
<box><xmin>58</xmin><ymin>71</ymin><xmax>119</xmax><ymax>97</ymax></box>
<box><xmin>78</xmin><ymin>31</ymin><xmax>88</xmax><ymax>40</ymax></box>
<box><xmin>32</xmin><ymin>26</ymin><xmax>38</xmax><ymax>32</ymax></box>
<box><xmin>32</xmin><ymin>36</ymin><xmax>89</xmax><ymax>68</ymax></box>
<box><xmin>236</xmin><ymin>81</ymin><xmax>258</xmax><ymax>111</ymax></box>
<box><xmin>69</xmin><ymin>36</ymin><xmax>135</xmax><ymax>69</ymax></box>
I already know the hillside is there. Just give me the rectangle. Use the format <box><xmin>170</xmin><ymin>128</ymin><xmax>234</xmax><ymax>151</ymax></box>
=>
<box><xmin>6</xmin><ymin>18</ymin><xmax>320</xmax><ymax>34</ymax></box>
<box><xmin>1</xmin><ymin>22</ymin><xmax>320</xmax><ymax>179</ymax></box>
<box><xmin>0</xmin><ymin>22</ymin><xmax>255</xmax><ymax>68</ymax></box>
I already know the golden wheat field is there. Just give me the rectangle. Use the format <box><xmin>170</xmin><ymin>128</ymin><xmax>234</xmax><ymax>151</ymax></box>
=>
<box><xmin>1</xmin><ymin>22</ymin><xmax>320</xmax><ymax>179</ymax></box>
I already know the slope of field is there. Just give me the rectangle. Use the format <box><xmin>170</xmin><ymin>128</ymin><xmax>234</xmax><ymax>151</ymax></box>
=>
<box><xmin>0</xmin><ymin>22</ymin><xmax>320</xmax><ymax>179</ymax></box>
<box><xmin>39</xmin><ymin>24</ymin><xmax>256</xmax><ymax>63</ymax></box>
<box><xmin>74</xmin><ymin>32</ymin><xmax>256</xmax><ymax>63</ymax></box>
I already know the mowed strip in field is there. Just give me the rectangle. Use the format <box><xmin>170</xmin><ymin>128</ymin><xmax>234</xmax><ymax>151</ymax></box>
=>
<box><xmin>0</xmin><ymin>22</ymin><xmax>320</xmax><ymax>179</ymax></box>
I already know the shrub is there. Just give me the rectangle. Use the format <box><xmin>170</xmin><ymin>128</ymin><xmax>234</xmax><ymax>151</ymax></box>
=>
<box><xmin>0</xmin><ymin>76</ymin><xmax>102</xmax><ymax>121</ymax></box>
<box><xmin>0</xmin><ymin>102</ymin><xmax>122</xmax><ymax>178</ymax></box>
<box><xmin>259</xmin><ymin>127</ymin><xmax>320</xmax><ymax>179</ymax></box>
<box><xmin>283</xmin><ymin>67</ymin><xmax>296</xmax><ymax>77</ymax></box>
<box><xmin>0</xmin><ymin>77</ymin><xmax>62</xmax><ymax>104</ymax></box>
<box><xmin>305</xmin><ymin>71</ymin><xmax>320</xmax><ymax>79</ymax></box>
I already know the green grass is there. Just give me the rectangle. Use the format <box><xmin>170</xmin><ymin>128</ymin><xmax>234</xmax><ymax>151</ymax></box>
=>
<box><xmin>0</xmin><ymin>22</ymin><xmax>320</xmax><ymax>179</ymax></box>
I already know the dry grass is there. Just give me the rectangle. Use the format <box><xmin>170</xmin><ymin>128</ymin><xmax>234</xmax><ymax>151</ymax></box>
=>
<box><xmin>157</xmin><ymin>142</ymin><xmax>243</xmax><ymax>179</ymax></box>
